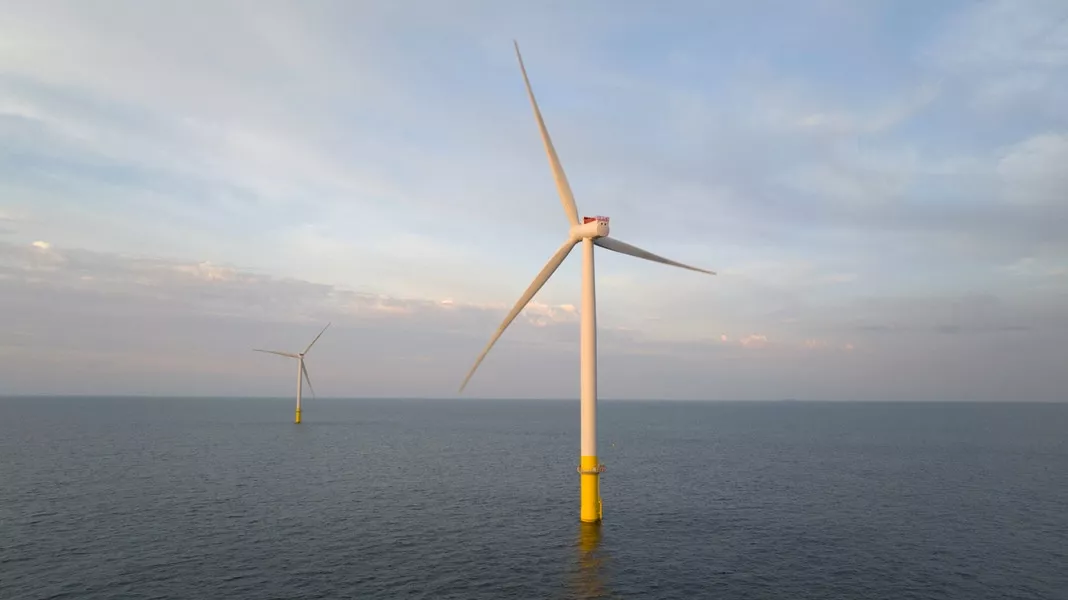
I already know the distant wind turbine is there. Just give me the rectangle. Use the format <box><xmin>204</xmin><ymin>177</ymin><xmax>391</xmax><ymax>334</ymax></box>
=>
<box><xmin>254</xmin><ymin>323</ymin><xmax>330</xmax><ymax>424</ymax></box>
<box><xmin>458</xmin><ymin>42</ymin><xmax>716</xmax><ymax>524</ymax></box>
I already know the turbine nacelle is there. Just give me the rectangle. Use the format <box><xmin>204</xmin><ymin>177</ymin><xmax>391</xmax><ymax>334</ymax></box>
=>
<box><xmin>570</xmin><ymin>216</ymin><xmax>610</xmax><ymax>240</ymax></box>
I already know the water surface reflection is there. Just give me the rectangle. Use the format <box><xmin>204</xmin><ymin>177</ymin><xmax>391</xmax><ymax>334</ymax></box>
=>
<box><xmin>571</xmin><ymin>522</ymin><xmax>613</xmax><ymax>599</ymax></box>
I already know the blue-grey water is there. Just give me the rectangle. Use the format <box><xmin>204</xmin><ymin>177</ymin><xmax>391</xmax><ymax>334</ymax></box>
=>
<box><xmin>1</xmin><ymin>397</ymin><xmax>1066</xmax><ymax>599</ymax></box>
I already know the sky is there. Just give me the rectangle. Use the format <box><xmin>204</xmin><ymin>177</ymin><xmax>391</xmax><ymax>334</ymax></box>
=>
<box><xmin>1</xmin><ymin>0</ymin><xmax>1066</xmax><ymax>401</ymax></box>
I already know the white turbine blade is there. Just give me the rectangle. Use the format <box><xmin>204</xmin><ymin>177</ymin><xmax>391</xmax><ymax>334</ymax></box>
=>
<box><xmin>253</xmin><ymin>349</ymin><xmax>300</xmax><ymax>358</ymax></box>
<box><xmin>594</xmin><ymin>237</ymin><xmax>716</xmax><ymax>275</ymax></box>
<box><xmin>514</xmin><ymin>40</ymin><xmax>580</xmax><ymax>226</ymax></box>
<box><xmin>303</xmin><ymin>322</ymin><xmax>331</xmax><ymax>355</ymax></box>
<box><xmin>459</xmin><ymin>238</ymin><xmax>578</xmax><ymax>393</ymax></box>
<box><xmin>301</xmin><ymin>361</ymin><xmax>316</xmax><ymax>399</ymax></box>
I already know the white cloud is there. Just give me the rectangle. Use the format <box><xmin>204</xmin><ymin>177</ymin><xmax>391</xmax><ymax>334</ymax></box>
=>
<box><xmin>2</xmin><ymin>239</ymin><xmax>1065</xmax><ymax>400</ymax></box>
<box><xmin>929</xmin><ymin>0</ymin><xmax>1068</xmax><ymax>71</ymax></box>
<box><xmin>172</xmin><ymin>261</ymin><xmax>239</xmax><ymax>282</ymax></box>
<box><xmin>739</xmin><ymin>334</ymin><xmax>769</xmax><ymax>348</ymax></box>
<box><xmin>1002</xmin><ymin>256</ymin><xmax>1068</xmax><ymax>285</ymax></box>
<box><xmin>925</xmin><ymin>0</ymin><xmax>1068</xmax><ymax>118</ymax></box>
<box><xmin>1</xmin><ymin>3</ymin><xmax>1067</xmax><ymax>400</ymax></box>
<box><xmin>997</xmin><ymin>133</ymin><xmax>1068</xmax><ymax>205</ymax></box>
<box><xmin>972</xmin><ymin>71</ymin><xmax>1051</xmax><ymax>110</ymax></box>
<box><xmin>793</xmin><ymin>83</ymin><xmax>940</xmax><ymax>137</ymax></box>
<box><xmin>0</xmin><ymin>241</ymin><xmax>589</xmax><ymax>335</ymax></box>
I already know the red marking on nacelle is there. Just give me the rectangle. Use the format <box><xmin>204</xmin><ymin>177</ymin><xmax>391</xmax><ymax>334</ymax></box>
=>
<box><xmin>582</xmin><ymin>216</ymin><xmax>610</xmax><ymax>224</ymax></box>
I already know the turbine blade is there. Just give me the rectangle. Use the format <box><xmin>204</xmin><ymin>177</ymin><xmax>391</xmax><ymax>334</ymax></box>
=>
<box><xmin>301</xmin><ymin>361</ymin><xmax>316</xmax><ymax>399</ymax></box>
<box><xmin>253</xmin><ymin>349</ymin><xmax>300</xmax><ymax>358</ymax></box>
<box><xmin>459</xmin><ymin>238</ymin><xmax>578</xmax><ymax>393</ymax></box>
<box><xmin>514</xmin><ymin>40</ymin><xmax>580</xmax><ymax>226</ymax></box>
<box><xmin>594</xmin><ymin>237</ymin><xmax>716</xmax><ymax>275</ymax></box>
<box><xmin>303</xmin><ymin>322</ymin><xmax>331</xmax><ymax>355</ymax></box>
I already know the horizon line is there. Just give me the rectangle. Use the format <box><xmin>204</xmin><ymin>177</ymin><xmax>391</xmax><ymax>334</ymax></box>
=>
<box><xmin>1</xmin><ymin>395</ymin><xmax>1065</xmax><ymax>404</ymax></box>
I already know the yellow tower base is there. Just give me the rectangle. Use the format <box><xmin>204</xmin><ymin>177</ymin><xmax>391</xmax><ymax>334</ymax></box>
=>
<box><xmin>579</xmin><ymin>456</ymin><xmax>603</xmax><ymax>523</ymax></box>
<box><xmin>294</xmin><ymin>408</ymin><xmax>302</xmax><ymax>424</ymax></box>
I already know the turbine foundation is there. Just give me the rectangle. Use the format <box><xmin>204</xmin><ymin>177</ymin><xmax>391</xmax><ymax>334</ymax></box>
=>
<box><xmin>579</xmin><ymin>456</ymin><xmax>604</xmax><ymax>522</ymax></box>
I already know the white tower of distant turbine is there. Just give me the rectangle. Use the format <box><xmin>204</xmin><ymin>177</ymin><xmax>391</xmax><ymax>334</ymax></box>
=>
<box><xmin>254</xmin><ymin>323</ymin><xmax>330</xmax><ymax>424</ymax></box>
<box><xmin>459</xmin><ymin>43</ymin><xmax>715</xmax><ymax>523</ymax></box>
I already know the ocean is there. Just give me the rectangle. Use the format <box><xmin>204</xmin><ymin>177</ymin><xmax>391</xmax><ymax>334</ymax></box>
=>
<box><xmin>1</xmin><ymin>397</ymin><xmax>1065</xmax><ymax>599</ymax></box>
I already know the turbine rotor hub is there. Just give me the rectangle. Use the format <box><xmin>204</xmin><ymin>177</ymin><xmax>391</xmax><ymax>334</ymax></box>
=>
<box><xmin>570</xmin><ymin>215</ymin><xmax>610</xmax><ymax>240</ymax></box>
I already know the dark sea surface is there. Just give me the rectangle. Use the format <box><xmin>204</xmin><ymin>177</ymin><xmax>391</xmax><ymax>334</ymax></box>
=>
<box><xmin>1</xmin><ymin>397</ymin><xmax>1066</xmax><ymax>599</ymax></box>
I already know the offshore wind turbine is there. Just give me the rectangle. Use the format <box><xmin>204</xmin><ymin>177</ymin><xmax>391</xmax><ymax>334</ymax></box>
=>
<box><xmin>459</xmin><ymin>42</ymin><xmax>715</xmax><ymax>523</ymax></box>
<box><xmin>254</xmin><ymin>323</ymin><xmax>330</xmax><ymax>424</ymax></box>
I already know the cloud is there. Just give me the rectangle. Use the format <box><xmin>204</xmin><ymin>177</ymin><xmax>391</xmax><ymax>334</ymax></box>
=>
<box><xmin>0</xmin><ymin>241</ymin><xmax>586</xmax><ymax>330</ymax></box>
<box><xmin>1003</xmin><ymin>256</ymin><xmax>1068</xmax><ymax>282</ymax></box>
<box><xmin>172</xmin><ymin>261</ymin><xmax>236</xmax><ymax>282</ymax></box>
<box><xmin>923</xmin><ymin>0</ymin><xmax>1068</xmax><ymax>118</ymax></box>
<box><xmin>0</xmin><ymin>240</ymin><xmax>601</xmax><ymax>396</ymax></box>
<box><xmin>1</xmin><ymin>240</ymin><xmax>1065</xmax><ymax>400</ymax></box>
<box><xmin>1</xmin><ymin>2</ymin><xmax>1060</xmax><ymax>272</ymax></box>
<box><xmin>927</xmin><ymin>0</ymin><xmax>1068</xmax><ymax>71</ymax></box>
<box><xmin>1</xmin><ymin>3</ymin><xmax>1066</xmax><ymax>401</ymax></box>
<box><xmin>997</xmin><ymin>133</ymin><xmax>1068</xmax><ymax>205</ymax></box>
<box><xmin>739</xmin><ymin>334</ymin><xmax>769</xmax><ymax>349</ymax></box>
<box><xmin>802</xmin><ymin>293</ymin><xmax>1068</xmax><ymax>338</ymax></box>
<box><xmin>0</xmin><ymin>210</ymin><xmax>23</xmax><ymax>236</ymax></box>
<box><xmin>793</xmin><ymin>83</ymin><xmax>941</xmax><ymax>137</ymax></box>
